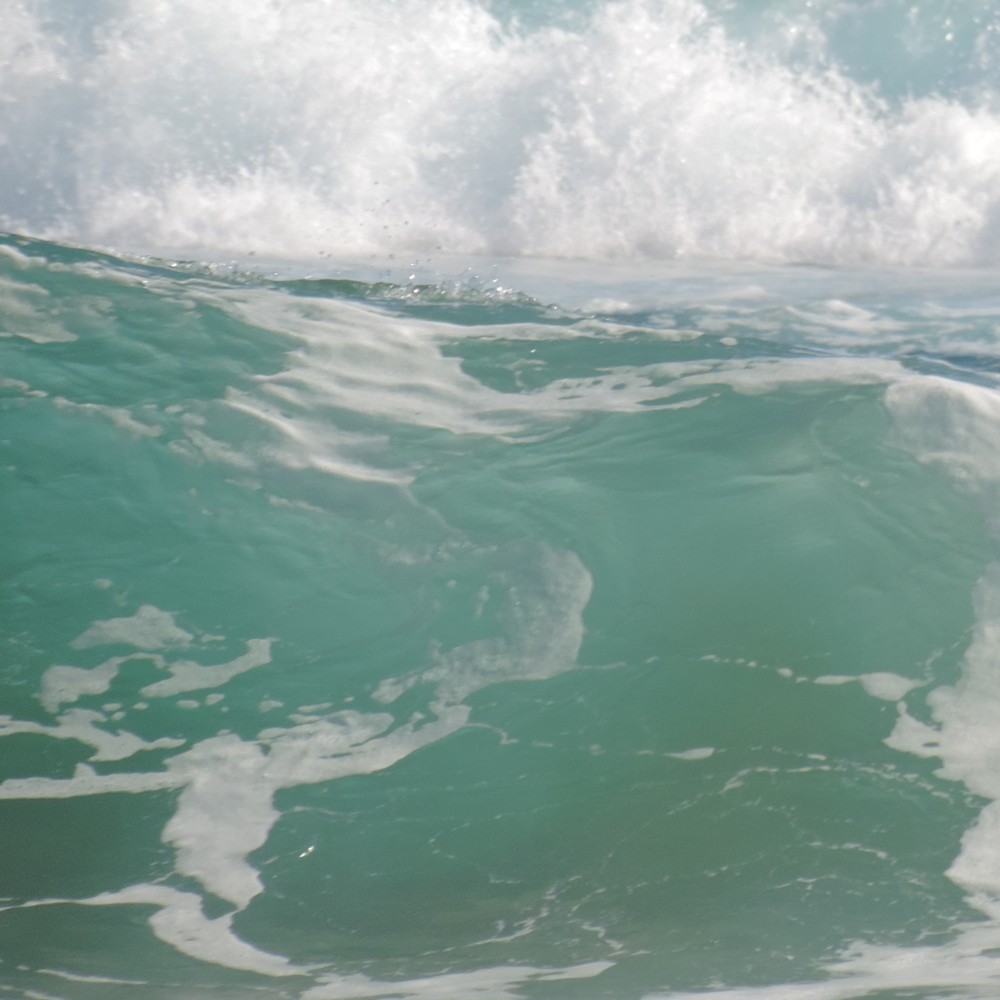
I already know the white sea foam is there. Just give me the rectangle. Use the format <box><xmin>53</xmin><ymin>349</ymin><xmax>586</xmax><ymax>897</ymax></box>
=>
<box><xmin>886</xmin><ymin>567</ymin><xmax>1000</xmax><ymax>806</ymax></box>
<box><xmin>0</xmin><ymin>764</ymin><xmax>181</xmax><ymax>799</ymax></box>
<box><xmin>39</xmin><ymin>656</ymin><xmax>135</xmax><ymax>713</ymax></box>
<box><xmin>7</xmin><ymin>885</ymin><xmax>307</xmax><ymax>977</ymax></box>
<box><xmin>156</xmin><ymin>711</ymin><xmax>462</xmax><ymax>909</ymax></box>
<box><xmin>858</xmin><ymin>671</ymin><xmax>922</xmax><ymax>702</ymax></box>
<box><xmin>883</xmin><ymin>379</ymin><xmax>1000</xmax><ymax>922</ymax></box>
<box><xmin>140</xmin><ymin>637</ymin><xmax>274</xmax><ymax>697</ymax></box>
<box><xmin>0</xmin><ymin>275</ymin><xmax>77</xmax><ymax>343</ymax></box>
<box><xmin>51</xmin><ymin>396</ymin><xmax>163</xmax><ymax>438</ymax></box>
<box><xmin>886</xmin><ymin>376</ymin><xmax>1000</xmax><ymax>520</ymax></box>
<box><xmin>882</xmin><ymin>379</ymin><xmax>1000</xmax><ymax>847</ymax></box>
<box><xmin>38</xmin><ymin>638</ymin><xmax>274</xmax><ymax>712</ymax></box>
<box><xmin>0</xmin><ymin>709</ymin><xmax>184</xmax><ymax>763</ymax></box>
<box><xmin>71</xmin><ymin>604</ymin><xmax>193</xmax><ymax>651</ymax></box>
<box><xmin>301</xmin><ymin>960</ymin><xmax>614</xmax><ymax>1000</ymax></box>
<box><xmin>38</xmin><ymin>969</ymin><xmax>147</xmax><ymax>986</ymax></box>
<box><xmin>4</xmin><ymin>0</ymin><xmax>1000</xmax><ymax>266</ymax></box>
<box><xmin>668</xmin><ymin>747</ymin><xmax>715</xmax><ymax>761</ymax></box>
<box><xmin>812</xmin><ymin>672</ymin><xmax>922</xmax><ymax>702</ymax></box>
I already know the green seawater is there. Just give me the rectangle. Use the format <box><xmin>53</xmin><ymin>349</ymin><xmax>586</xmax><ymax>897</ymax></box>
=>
<box><xmin>1</xmin><ymin>235</ymin><xmax>1000</xmax><ymax>1000</ymax></box>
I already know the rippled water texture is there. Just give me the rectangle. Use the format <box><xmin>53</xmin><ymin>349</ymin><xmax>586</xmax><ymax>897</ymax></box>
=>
<box><xmin>4</xmin><ymin>3</ymin><xmax>1000</xmax><ymax>998</ymax></box>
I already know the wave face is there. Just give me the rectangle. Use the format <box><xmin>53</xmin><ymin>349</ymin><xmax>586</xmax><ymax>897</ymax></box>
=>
<box><xmin>4</xmin><ymin>0</ymin><xmax>1000</xmax><ymax>265</ymax></box>
<box><xmin>7</xmin><ymin>4</ymin><xmax>1000</xmax><ymax>999</ymax></box>
<box><xmin>5</xmin><ymin>233</ymin><xmax>1000</xmax><ymax>999</ymax></box>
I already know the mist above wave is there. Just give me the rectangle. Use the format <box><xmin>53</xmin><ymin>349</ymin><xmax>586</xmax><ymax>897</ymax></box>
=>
<box><xmin>4</xmin><ymin>0</ymin><xmax>1000</xmax><ymax>266</ymax></box>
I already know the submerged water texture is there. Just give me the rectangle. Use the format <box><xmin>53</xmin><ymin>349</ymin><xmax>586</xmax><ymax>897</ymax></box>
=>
<box><xmin>4</xmin><ymin>2</ymin><xmax>1000</xmax><ymax>999</ymax></box>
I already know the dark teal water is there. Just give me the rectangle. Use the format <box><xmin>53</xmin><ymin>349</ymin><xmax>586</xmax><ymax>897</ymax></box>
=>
<box><xmin>2</xmin><ymin>234</ymin><xmax>1000</xmax><ymax>999</ymax></box>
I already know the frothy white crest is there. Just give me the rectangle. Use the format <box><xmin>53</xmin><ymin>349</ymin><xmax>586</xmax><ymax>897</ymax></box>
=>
<box><xmin>887</xmin><ymin>376</ymin><xmax>1000</xmax><ymax>520</ymax></box>
<box><xmin>4</xmin><ymin>0</ymin><xmax>1000</xmax><ymax>265</ymax></box>
<box><xmin>883</xmin><ymin>376</ymin><xmax>1000</xmax><ymax>906</ymax></box>
<box><xmin>886</xmin><ymin>568</ymin><xmax>1000</xmax><ymax>894</ymax></box>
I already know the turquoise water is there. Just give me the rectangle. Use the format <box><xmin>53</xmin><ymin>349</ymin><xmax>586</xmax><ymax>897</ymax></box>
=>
<box><xmin>5</xmin><ymin>3</ymin><xmax>1000</xmax><ymax>999</ymax></box>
